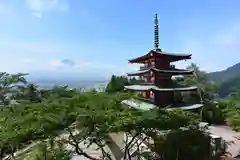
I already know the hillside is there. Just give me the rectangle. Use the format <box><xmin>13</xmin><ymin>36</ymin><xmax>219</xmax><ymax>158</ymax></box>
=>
<box><xmin>207</xmin><ymin>62</ymin><xmax>240</xmax><ymax>97</ymax></box>
<box><xmin>216</xmin><ymin>77</ymin><xmax>240</xmax><ymax>97</ymax></box>
<box><xmin>208</xmin><ymin>62</ymin><xmax>240</xmax><ymax>82</ymax></box>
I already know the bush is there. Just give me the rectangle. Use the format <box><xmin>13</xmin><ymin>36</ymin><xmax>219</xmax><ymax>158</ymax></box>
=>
<box><xmin>202</xmin><ymin>102</ymin><xmax>225</xmax><ymax>124</ymax></box>
<box><xmin>219</xmin><ymin>100</ymin><xmax>240</xmax><ymax>131</ymax></box>
<box><xmin>154</xmin><ymin>128</ymin><xmax>212</xmax><ymax>160</ymax></box>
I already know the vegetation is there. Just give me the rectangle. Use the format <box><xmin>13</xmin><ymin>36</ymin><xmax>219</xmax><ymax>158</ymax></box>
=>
<box><xmin>0</xmin><ymin>70</ymin><xmax>234</xmax><ymax>160</ymax></box>
<box><xmin>216</xmin><ymin>98</ymin><xmax>240</xmax><ymax>131</ymax></box>
<box><xmin>207</xmin><ymin>62</ymin><xmax>240</xmax><ymax>97</ymax></box>
<box><xmin>174</xmin><ymin>63</ymin><xmax>224</xmax><ymax>124</ymax></box>
<box><xmin>179</xmin><ymin>63</ymin><xmax>240</xmax><ymax>131</ymax></box>
<box><xmin>208</xmin><ymin>62</ymin><xmax>240</xmax><ymax>82</ymax></box>
<box><xmin>216</xmin><ymin>77</ymin><xmax>240</xmax><ymax>97</ymax></box>
<box><xmin>105</xmin><ymin>75</ymin><xmax>139</xmax><ymax>93</ymax></box>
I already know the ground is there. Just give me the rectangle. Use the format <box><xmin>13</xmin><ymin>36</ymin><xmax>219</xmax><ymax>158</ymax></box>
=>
<box><xmin>10</xmin><ymin>125</ymin><xmax>240</xmax><ymax>159</ymax></box>
<box><xmin>208</xmin><ymin>125</ymin><xmax>240</xmax><ymax>158</ymax></box>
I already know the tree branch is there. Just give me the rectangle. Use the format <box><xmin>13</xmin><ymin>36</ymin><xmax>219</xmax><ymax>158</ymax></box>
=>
<box><xmin>67</xmin><ymin>127</ymin><xmax>100</xmax><ymax>160</ymax></box>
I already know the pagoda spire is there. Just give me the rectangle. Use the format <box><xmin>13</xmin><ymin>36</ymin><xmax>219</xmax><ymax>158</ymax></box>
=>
<box><xmin>154</xmin><ymin>14</ymin><xmax>161</xmax><ymax>52</ymax></box>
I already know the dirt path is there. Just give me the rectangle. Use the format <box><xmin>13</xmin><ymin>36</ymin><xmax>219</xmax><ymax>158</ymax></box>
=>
<box><xmin>208</xmin><ymin>125</ymin><xmax>240</xmax><ymax>158</ymax></box>
<box><xmin>4</xmin><ymin>131</ymin><xmax>114</xmax><ymax>160</ymax></box>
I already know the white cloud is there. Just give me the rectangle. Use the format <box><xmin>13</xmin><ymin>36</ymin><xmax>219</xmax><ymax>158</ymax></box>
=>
<box><xmin>49</xmin><ymin>59</ymin><xmax>122</xmax><ymax>74</ymax></box>
<box><xmin>50</xmin><ymin>59</ymin><xmax>65</xmax><ymax>68</ymax></box>
<box><xmin>46</xmin><ymin>58</ymin><xmax>139</xmax><ymax>78</ymax></box>
<box><xmin>25</xmin><ymin>0</ymin><xmax>69</xmax><ymax>17</ymax></box>
<box><xmin>0</xmin><ymin>37</ymin><xmax>148</xmax><ymax>77</ymax></box>
<box><xmin>0</xmin><ymin>38</ymin><xmax>127</xmax><ymax>78</ymax></box>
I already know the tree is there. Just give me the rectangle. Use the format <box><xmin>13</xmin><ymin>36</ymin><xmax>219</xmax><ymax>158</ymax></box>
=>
<box><xmin>59</xmin><ymin>92</ymin><xmax>213</xmax><ymax>160</ymax></box>
<box><xmin>40</xmin><ymin>85</ymin><xmax>78</xmax><ymax>101</ymax></box>
<box><xmin>105</xmin><ymin>75</ymin><xmax>127</xmax><ymax>93</ymax></box>
<box><xmin>15</xmin><ymin>83</ymin><xmax>42</xmax><ymax>103</ymax></box>
<box><xmin>0</xmin><ymin>72</ymin><xmax>27</xmax><ymax>106</ymax></box>
<box><xmin>0</xmin><ymin>76</ymin><xmax>226</xmax><ymax>160</ymax></box>
<box><xmin>179</xmin><ymin>63</ymin><xmax>224</xmax><ymax>124</ymax></box>
<box><xmin>105</xmin><ymin>75</ymin><xmax>140</xmax><ymax>93</ymax></box>
<box><xmin>182</xmin><ymin>63</ymin><xmax>220</xmax><ymax>101</ymax></box>
<box><xmin>217</xmin><ymin>76</ymin><xmax>240</xmax><ymax>97</ymax></box>
<box><xmin>33</xmin><ymin>139</ymin><xmax>72</xmax><ymax>160</ymax></box>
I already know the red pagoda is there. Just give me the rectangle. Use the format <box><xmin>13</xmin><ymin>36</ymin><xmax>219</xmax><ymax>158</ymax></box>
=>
<box><xmin>123</xmin><ymin>14</ymin><xmax>202</xmax><ymax>110</ymax></box>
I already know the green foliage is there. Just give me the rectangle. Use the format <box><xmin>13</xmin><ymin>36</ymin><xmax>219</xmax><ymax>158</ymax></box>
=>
<box><xmin>155</xmin><ymin>128</ymin><xmax>211</xmax><ymax>160</ymax></box>
<box><xmin>177</xmin><ymin>63</ymin><xmax>225</xmax><ymax>124</ymax></box>
<box><xmin>217</xmin><ymin>76</ymin><xmax>240</xmax><ymax>97</ymax></box>
<box><xmin>64</xmin><ymin>93</ymin><xmax>200</xmax><ymax>159</ymax></box>
<box><xmin>0</xmin><ymin>72</ymin><xmax>27</xmax><ymax>105</ymax></box>
<box><xmin>208</xmin><ymin>62</ymin><xmax>240</xmax><ymax>82</ymax></box>
<box><xmin>0</xmin><ymin>101</ymin><xmax>77</xmax><ymax>157</ymax></box>
<box><xmin>0</xmin><ymin>71</ymin><xmax>226</xmax><ymax>159</ymax></box>
<box><xmin>181</xmin><ymin>63</ymin><xmax>217</xmax><ymax>101</ymax></box>
<box><xmin>32</xmin><ymin>140</ymin><xmax>71</xmax><ymax>160</ymax></box>
<box><xmin>15</xmin><ymin>83</ymin><xmax>42</xmax><ymax>103</ymax></box>
<box><xmin>105</xmin><ymin>75</ymin><xmax>139</xmax><ymax>93</ymax></box>
<box><xmin>218</xmin><ymin>100</ymin><xmax>240</xmax><ymax>131</ymax></box>
<box><xmin>105</xmin><ymin>75</ymin><xmax>127</xmax><ymax>93</ymax></box>
<box><xmin>41</xmin><ymin>85</ymin><xmax>79</xmax><ymax>100</ymax></box>
<box><xmin>201</xmin><ymin>102</ymin><xmax>225</xmax><ymax>124</ymax></box>
<box><xmin>0</xmin><ymin>90</ymin><xmax>201</xmax><ymax>159</ymax></box>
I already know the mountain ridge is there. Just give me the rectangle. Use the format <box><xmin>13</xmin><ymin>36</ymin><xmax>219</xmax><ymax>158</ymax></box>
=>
<box><xmin>208</xmin><ymin>62</ymin><xmax>240</xmax><ymax>82</ymax></box>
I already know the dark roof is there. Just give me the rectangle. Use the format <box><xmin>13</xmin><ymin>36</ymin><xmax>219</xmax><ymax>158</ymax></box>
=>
<box><xmin>124</xmin><ymin>84</ymin><xmax>197</xmax><ymax>92</ymax></box>
<box><xmin>129</xmin><ymin>50</ymin><xmax>191</xmax><ymax>64</ymax></box>
<box><xmin>127</xmin><ymin>67</ymin><xmax>194</xmax><ymax>76</ymax></box>
<box><xmin>122</xmin><ymin>99</ymin><xmax>202</xmax><ymax>111</ymax></box>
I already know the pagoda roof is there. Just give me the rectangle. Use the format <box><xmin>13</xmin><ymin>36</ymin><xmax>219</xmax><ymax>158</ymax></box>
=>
<box><xmin>128</xmin><ymin>50</ymin><xmax>191</xmax><ymax>64</ymax></box>
<box><xmin>124</xmin><ymin>85</ymin><xmax>197</xmax><ymax>91</ymax></box>
<box><xmin>121</xmin><ymin>99</ymin><xmax>203</xmax><ymax>111</ymax></box>
<box><xmin>127</xmin><ymin>68</ymin><xmax>193</xmax><ymax>76</ymax></box>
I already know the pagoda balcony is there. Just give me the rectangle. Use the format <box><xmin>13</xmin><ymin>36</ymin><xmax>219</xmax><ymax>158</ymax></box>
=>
<box><xmin>140</xmin><ymin>66</ymin><xmax>147</xmax><ymax>70</ymax></box>
<box><xmin>140</xmin><ymin>82</ymin><xmax>155</xmax><ymax>85</ymax></box>
<box><xmin>140</xmin><ymin>65</ymin><xmax>155</xmax><ymax>70</ymax></box>
<box><xmin>140</xmin><ymin>64</ymin><xmax>176</xmax><ymax>71</ymax></box>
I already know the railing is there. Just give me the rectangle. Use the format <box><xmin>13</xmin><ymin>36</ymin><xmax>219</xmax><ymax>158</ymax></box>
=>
<box><xmin>140</xmin><ymin>63</ymin><xmax>155</xmax><ymax>70</ymax></box>
<box><xmin>140</xmin><ymin>66</ymin><xmax>148</xmax><ymax>70</ymax></box>
<box><xmin>140</xmin><ymin>64</ymin><xmax>176</xmax><ymax>71</ymax></box>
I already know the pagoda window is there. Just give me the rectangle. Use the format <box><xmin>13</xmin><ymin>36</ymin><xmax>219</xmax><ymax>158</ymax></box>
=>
<box><xmin>151</xmin><ymin>77</ymin><xmax>155</xmax><ymax>82</ymax></box>
<box><xmin>143</xmin><ymin>77</ymin><xmax>146</xmax><ymax>82</ymax></box>
<box><xmin>150</xmin><ymin>71</ymin><xmax>153</xmax><ymax>75</ymax></box>
<box><xmin>150</xmin><ymin>91</ymin><xmax>154</xmax><ymax>99</ymax></box>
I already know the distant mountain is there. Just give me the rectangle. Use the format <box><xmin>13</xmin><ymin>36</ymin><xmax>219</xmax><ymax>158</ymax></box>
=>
<box><xmin>26</xmin><ymin>71</ymin><xmax>109</xmax><ymax>89</ymax></box>
<box><xmin>216</xmin><ymin>77</ymin><xmax>240</xmax><ymax>97</ymax></box>
<box><xmin>208</xmin><ymin>62</ymin><xmax>240</xmax><ymax>82</ymax></box>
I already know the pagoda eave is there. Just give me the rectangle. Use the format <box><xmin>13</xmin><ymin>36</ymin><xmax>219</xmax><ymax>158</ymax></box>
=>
<box><xmin>122</xmin><ymin>99</ymin><xmax>203</xmax><ymax>111</ymax></box>
<box><xmin>128</xmin><ymin>50</ymin><xmax>192</xmax><ymax>64</ymax></box>
<box><xmin>127</xmin><ymin>68</ymin><xmax>194</xmax><ymax>76</ymax></box>
<box><xmin>124</xmin><ymin>85</ymin><xmax>198</xmax><ymax>92</ymax></box>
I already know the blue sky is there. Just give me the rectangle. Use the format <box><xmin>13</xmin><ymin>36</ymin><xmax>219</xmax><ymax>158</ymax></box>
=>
<box><xmin>0</xmin><ymin>0</ymin><xmax>240</xmax><ymax>78</ymax></box>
